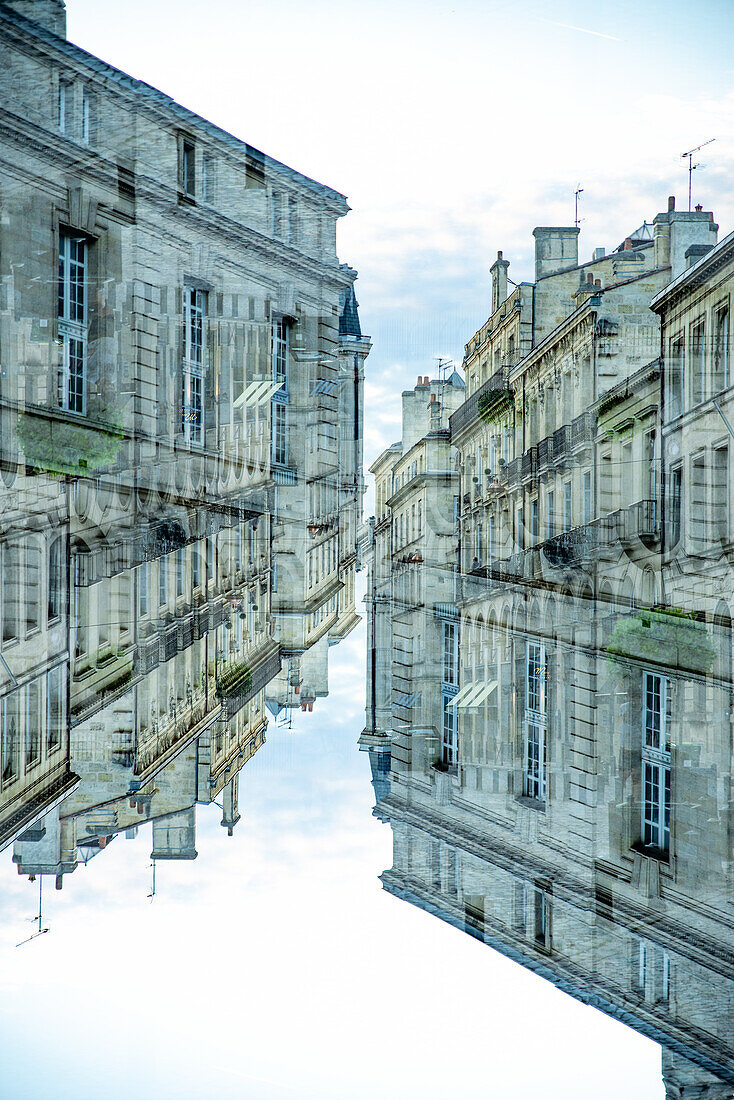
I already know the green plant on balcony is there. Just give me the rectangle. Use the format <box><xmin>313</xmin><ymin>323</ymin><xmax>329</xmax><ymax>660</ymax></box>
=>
<box><xmin>477</xmin><ymin>389</ymin><xmax>513</xmax><ymax>424</ymax></box>
<box><xmin>605</xmin><ymin>607</ymin><xmax>715</xmax><ymax>676</ymax></box>
<box><xmin>17</xmin><ymin>405</ymin><xmax>123</xmax><ymax>477</ymax></box>
<box><xmin>215</xmin><ymin>661</ymin><xmax>253</xmax><ymax>699</ymax></box>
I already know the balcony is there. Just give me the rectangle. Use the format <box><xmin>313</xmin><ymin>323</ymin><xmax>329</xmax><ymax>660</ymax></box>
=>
<box><xmin>449</xmin><ymin>369</ymin><xmax>511</xmax><ymax>440</ymax></box>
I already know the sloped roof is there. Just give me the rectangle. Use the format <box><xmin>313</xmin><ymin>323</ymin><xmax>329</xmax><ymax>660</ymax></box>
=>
<box><xmin>339</xmin><ymin>285</ymin><xmax>362</xmax><ymax>338</ymax></box>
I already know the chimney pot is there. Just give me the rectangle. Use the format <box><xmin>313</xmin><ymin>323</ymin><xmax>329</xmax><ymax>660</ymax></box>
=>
<box><xmin>668</xmin><ymin>196</ymin><xmax>676</xmax><ymax>212</ymax></box>
<box><xmin>624</xmin><ymin>237</ymin><xmax>633</xmax><ymax>251</ymax></box>
<box><xmin>695</xmin><ymin>204</ymin><xmax>703</xmax><ymax>212</ymax></box>
<box><xmin>594</xmin><ymin>279</ymin><xmax>601</xmax><ymax>287</ymax></box>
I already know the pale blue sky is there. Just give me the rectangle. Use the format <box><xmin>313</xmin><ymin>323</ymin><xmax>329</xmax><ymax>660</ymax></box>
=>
<box><xmin>0</xmin><ymin>622</ymin><xmax>665</xmax><ymax>1099</ymax></box>
<box><xmin>63</xmin><ymin>0</ymin><xmax>734</xmax><ymax>464</ymax></box>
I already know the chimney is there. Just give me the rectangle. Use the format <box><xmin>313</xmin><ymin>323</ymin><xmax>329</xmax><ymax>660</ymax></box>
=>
<box><xmin>668</xmin><ymin>195</ymin><xmax>676</xmax><ymax>212</ymax></box>
<box><xmin>532</xmin><ymin>227</ymin><xmax>580</xmax><ymax>281</ymax></box>
<box><xmin>685</xmin><ymin>243</ymin><xmax>713</xmax><ymax>268</ymax></box>
<box><xmin>623</xmin><ymin>237</ymin><xmax>633</xmax><ymax>251</ymax></box>
<box><xmin>490</xmin><ymin>250</ymin><xmax>510</xmax><ymax>313</ymax></box>
<box><xmin>3</xmin><ymin>0</ymin><xmax>67</xmax><ymax>36</ymax></box>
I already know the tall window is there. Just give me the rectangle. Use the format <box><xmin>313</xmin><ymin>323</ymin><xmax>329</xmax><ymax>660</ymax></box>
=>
<box><xmin>58</xmin><ymin>80</ymin><xmax>70</xmax><ymax>133</ymax></box>
<box><xmin>181</xmin><ymin>138</ymin><xmax>195</xmax><ymax>197</ymax></box>
<box><xmin>47</xmin><ymin>666</ymin><xmax>63</xmax><ymax>752</ymax></box>
<box><xmin>441</xmin><ymin>693</ymin><xmax>457</xmax><ymax>768</ymax></box>
<box><xmin>206</xmin><ymin>536</ymin><xmax>214</xmax><ymax>585</ymax></box>
<box><xmin>667</xmin><ymin>334</ymin><xmax>684</xmax><ymax>421</ymax></box>
<box><xmin>564</xmin><ymin>481</ymin><xmax>572</xmax><ymax>531</ymax></box>
<box><xmin>642</xmin><ymin>672</ymin><xmax>671</xmax><ymax>854</ymax></box>
<box><xmin>644</xmin><ymin>429</ymin><xmax>657</xmax><ymax>507</ymax></box>
<box><xmin>25</xmin><ymin>542</ymin><xmax>40</xmax><ymax>634</ymax></box>
<box><xmin>48</xmin><ymin>538</ymin><xmax>62</xmax><ymax>621</ymax></box>
<box><xmin>524</xmin><ymin>642</ymin><xmax>547</xmax><ymax>801</ymax></box>
<box><xmin>530</xmin><ymin>499</ymin><xmax>539</xmax><ymax>544</ymax></box>
<box><xmin>668</xmin><ymin>465</ymin><xmax>682</xmax><ymax>547</ymax></box>
<box><xmin>691</xmin><ymin>318</ymin><xmax>706</xmax><ymax>405</ymax></box>
<box><xmin>516</xmin><ymin>503</ymin><xmax>524</xmax><ymax>550</ymax></box>
<box><xmin>1</xmin><ymin>691</ymin><xmax>20</xmax><ymax>784</ymax></box>
<box><xmin>546</xmin><ymin>490</ymin><xmax>555</xmax><ymax>539</ymax></box>
<box><xmin>81</xmin><ymin>87</ymin><xmax>94</xmax><ymax>144</ymax></box>
<box><xmin>182</xmin><ymin>287</ymin><xmax>205</xmax><ymax>443</ymax></box>
<box><xmin>272</xmin><ymin>318</ymin><xmax>289</xmax><ymax>466</ymax></box>
<box><xmin>713</xmin><ymin>446</ymin><xmax>729</xmax><ymax>543</ymax></box>
<box><xmin>176</xmin><ymin>547</ymin><xmax>185</xmax><ymax>597</ymax></box>
<box><xmin>2</xmin><ymin>543</ymin><xmax>20</xmax><ymax>643</ymax></box>
<box><xmin>138</xmin><ymin>562</ymin><xmax>149</xmax><ymax>616</ymax></box>
<box><xmin>583</xmin><ymin>470</ymin><xmax>592</xmax><ymax>524</ymax></box>
<box><xmin>690</xmin><ymin>453</ymin><xmax>706</xmax><ymax>547</ymax></box>
<box><xmin>25</xmin><ymin>681</ymin><xmax>41</xmax><ymax>767</ymax></box>
<box><xmin>713</xmin><ymin>304</ymin><xmax>730</xmax><ymax>393</ymax></box>
<box><xmin>192</xmin><ymin>546</ymin><xmax>200</xmax><ymax>589</ymax></box>
<box><xmin>58</xmin><ymin>232</ymin><xmax>88</xmax><ymax>414</ymax></box>
<box><xmin>159</xmin><ymin>555</ymin><xmax>168</xmax><ymax>607</ymax></box>
<box><xmin>442</xmin><ymin>621</ymin><xmax>458</xmax><ymax>685</ymax></box>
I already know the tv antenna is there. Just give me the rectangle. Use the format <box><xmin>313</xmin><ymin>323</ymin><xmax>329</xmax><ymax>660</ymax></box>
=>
<box><xmin>435</xmin><ymin>357</ymin><xmax>453</xmax><ymax>380</ymax></box>
<box><xmin>16</xmin><ymin>877</ymin><xmax>49</xmax><ymax>947</ymax></box>
<box><xmin>574</xmin><ymin>185</ymin><xmax>584</xmax><ymax>229</ymax></box>
<box><xmin>681</xmin><ymin>138</ymin><xmax>715</xmax><ymax>211</ymax></box>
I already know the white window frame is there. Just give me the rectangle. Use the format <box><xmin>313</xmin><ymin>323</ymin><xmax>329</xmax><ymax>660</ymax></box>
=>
<box><xmin>642</xmin><ymin>671</ymin><xmax>671</xmax><ymax>853</ymax></box>
<box><xmin>524</xmin><ymin>642</ymin><xmax>547</xmax><ymax>801</ymax></box>
<box><xmin>58</xmin><ymin>232</ymin><xmax>88</xmax><ymax>415</ymax></box>
<box><xmin>182</xmin><ymin>287</ymin><xmax>205</xmax><ymax>444</ymax></box>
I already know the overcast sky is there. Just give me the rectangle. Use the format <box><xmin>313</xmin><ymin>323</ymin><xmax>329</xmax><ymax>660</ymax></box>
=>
<box><xmin>64</xmin><ymin>0</ymin><xmax>734</xmax><ymax>467</ymax></box>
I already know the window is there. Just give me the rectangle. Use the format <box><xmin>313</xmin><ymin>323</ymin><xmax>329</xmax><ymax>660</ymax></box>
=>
<box><xmin>138</xmin><ymin>562</ymin><xmax>149</xmax><ymax>616</ymax></box>
<box><xmin>583</xmin><ymin>470</ymin><xmax>592</xmax><ymax>524</ymax></box>
<box><xmin>58</xmin><ymin>232</ymin><xmax>88</xmax><ymax>414</ymax></box>
<box><xmin>176</xmin><ymin>547</ymin><xmax>185</xmax><ymax>597</ymax></box>
<box><xmin>192</xmin><ymin>546</ymin><xmax>200</xmax><ymax>589</ymax></box>
<box><xmin>690</xmin><ymin>453</ymin><xmax>706</xmax><ymax>547</ymax></box>
<box><xmin>1</xmin><ymin>691</ymin><xmax>20</xmax><ymax>785</ymax></box>
<box><xmin>81</xmin><ymin>87</ymin><xmax>94</xmax><ymax>144</ymax></box>
<box><xmin>48</xmin><ymin>538</ymin><xmax>62</xmax><ymax>621</ymax></box>
<box><xmin>47</xmin><ymin>666</ymin><xmax>63</xmax><ymax>752</ymax></box>
<box><xmin>273</xmin><ymin>403</ymin><xmax>288</xmax><ymax>466</ymax></box>
<box><xmin>206</xmin><ymin>536</ymin><xmax>214</xmax><ymax>584</ymax></box>
<box><xmin>271</xmin><ymin>190</ymin><xmax>283</xmax><ymax>239</ymax></box>
<box><xmin>182</xmin><ymin>287</ymin><xmax>205</xmax><ymax>443</ymax></box>
<box><xmin>288</xmin><ymin>195</ymin><xmax>299</xmax><ymax>245</ymax></box>
<box><xmin>272</xmin><ymin>318</ymin><xmax>289</xmax><ymax>466</ymax></box>
<box><xmin>25</xmin><ymin>681</ymin><xmax>40</xmax><ymax>767</ymax></box>
<box><xmin>667</xmin><ymin>334</ymin><xmax>683</xmax><ymax>420</ymax></box>
<box><xmin>441</xmin><ymin>692</ymin><xmax>457</xmax><ymax>767</ymax></box>
<box><xmin>488</xmin><ymin>515</ymin><xmax>495</xmax><ymax>568</ymax></box>
<box><xmin>442</xmin><ymin>621</ymin><xmax>458</xmax><ymax>685</ymax></box>
<box><xmin>202</xmin><ymin>153</ymin><xmax>214</xmax><ymax>202</ymax></box>
<box><xmin>158</xmin><ymin>555</ymin><xmax>167</xmax><ymax>607</ymax></box>
<box><xmin>516</xmin><ymin>503</ymin><xmax>524</xmax><ymax>550</ymax></box>
<box><xmin>644</xmin><ymin>430</ymin><xmax>657</xmax><ymax>506</ymax></box>
<box><xmin>713</xmin><ymin>445</ymin><xmax>729</xmax><ymax>543</ymax></box>
<box><xmin>564</xmin><ymin>481</ymin><xmax>572</xmax><ymax>531</ymax></box>
<box><xmin>181</xmin><ymin>138</ymin><xmax>195</xmax><ymax>197</ymax></box>
<box><xmin>642</xmin><ymin>671</ymin><xmax>671</xmax><ymax>854</ymax></box>
<box><xmin>58</xmin><ymin>79</ymin><xmax>70</xmax><ymax>133</ymax></box>
<box><xmin>546</xmin><ymin>490</ymin><xmax>555</xmax><ymax>539</ymax></box>
<box><xmin>713</xmin><ymin>303</ymin><xmax>730</xmax><ymax>392</ymax></box>
<box><xmin>418</xmin><ymin>500</ymin><xmax>422</xmax><ymax>536</ymax></box>
<box><xmin>530</xmin><ymin>499</ymin><xmax>539</xmax><ymax>543</ymax></box>
<box><xmin>668</xmin><ymin>465</ymin><xmax>682</xmax><ymax>548</ymax></box>
<box><xmin>2</xmin><ymin>543</ymin><xmax>20</xmax><ymax>643</ymax></box>
<box><xmin>25</xmin><ymin>542</ymin><xmax>40</xmax><ymax>634</ymax></box>
<box><xmin>691</xmin><ymin>318</ymin><xmax>706</xmax><ymax>405</ymax></box>
<box><xmin>524</xmin><ymin>642</ymin><xmax>547</xmax><ymax>801</ymax></box>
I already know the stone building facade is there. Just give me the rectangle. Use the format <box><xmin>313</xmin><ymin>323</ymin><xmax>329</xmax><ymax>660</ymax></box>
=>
<box><xmin>0</xmin><ymin>0</ymin><xmax>368</xmax><ymax>877</ymax></box>
<box><xmin>364</xmin><ymin>199</ymin><xmax>733</xmax><ymax>1096</ymax></box>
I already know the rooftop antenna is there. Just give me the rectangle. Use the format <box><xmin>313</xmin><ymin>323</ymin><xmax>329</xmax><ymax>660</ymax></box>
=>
<box><xmin>574</xmin><ymin>185</ymin><xmax>584</xmax><ymax>229</ymax></box>
<box><xmin>435</xmin><ymin>357</ymin><xmax>453</xmax><ymax>381</ymax></box>
<box><xmin>16</xmin><ymin>877</ymin><xmax>49</xmax><ymax>947</ymax></box>
<box><xmin>147</xmin><ymin>858</ymin><xmax>156</xmax><ymax>902</ymax></box>
<box><xmin>681</xmin><ymin>138</ymin><xmax>715</xmax><ymax>211</ymax></box>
